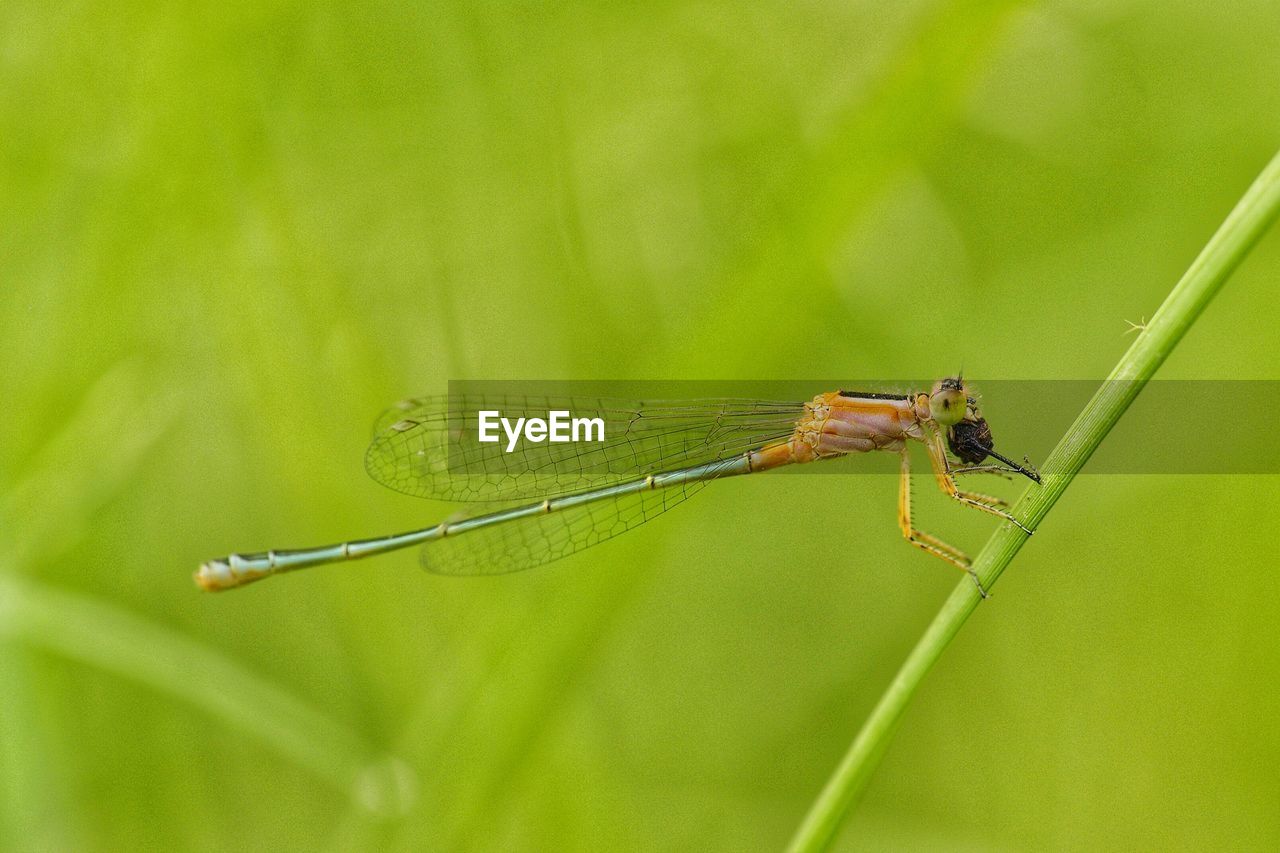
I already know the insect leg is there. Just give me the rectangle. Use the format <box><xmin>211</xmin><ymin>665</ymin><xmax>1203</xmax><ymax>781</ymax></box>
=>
<box><xmin>952</xmin><ymin>464</ymin><xmax>1017</xmax><ymax>482</ymax></box>
<box><xmin>924</xmin><ymin>427</ymin><xmax>1033</xmax><ymax>535</ymax></box>
<box><xmin>898</xmin><ymin>450</ymin><xmax>988</xmax><ymax>598</ymax></box>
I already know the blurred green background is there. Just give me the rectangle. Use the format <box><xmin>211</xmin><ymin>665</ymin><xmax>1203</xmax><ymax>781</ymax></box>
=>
<box><xmin>3</xmin><ymin>0</ymin><xmax>1279</xmax><ymax>849</ymax></box>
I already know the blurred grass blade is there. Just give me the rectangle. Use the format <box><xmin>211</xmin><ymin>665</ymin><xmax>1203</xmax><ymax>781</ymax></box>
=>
<box><xmin>0</xmin><ymin>359</ymin><xmax>176</xmax><ymax>846</ymax></box>
<box><xmin>0</xmin><ymin>359</ymin><xmax>176</xmax><ymax>568</ymax></box>
<box><xmin>788</xmin><ymin>148</ymin><xmax>1280</xmax><ymax>852</ymax></box>
<box><xmin>0</xmin><ymin>362</ymin><xmax>410</xmax><ymax>819</ymax></box>
<box><xmin>0</xmin><ymin>647</ymin><xmax>82</xmax><ymax>849</ymax></box>
<box><xmin>0</xmin><ymin>574</ymin><xmax>413</xmax><ymax>814</ymax></box>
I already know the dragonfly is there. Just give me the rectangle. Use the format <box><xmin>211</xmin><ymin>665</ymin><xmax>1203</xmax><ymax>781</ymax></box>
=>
<box><xmin>196</xmin><ymin>378</ymin><xmax>1041</xmax><ymax>596</ymax></box>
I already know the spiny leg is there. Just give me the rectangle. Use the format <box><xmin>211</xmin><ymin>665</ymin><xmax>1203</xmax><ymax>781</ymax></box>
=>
<box><xmin>952</xmin><ymin>464</ymin><xmax>1018</xmax><ymax>482</ymax></box>
<box><xmin>951</xmin><ymin>484</ymin><xmax>1009</xmax><ymax>509</ymax></box>
<box><xmin>954</xmin><ymin>459</ymin><xmax>1041</xmax><ymax>483</ymax></box>
<box><xmin>898</xmin><ymin>450</ymin><xmax>988</xmax><ymax>598</ymax></box>
<box><xmin>924</xmin><ymin>428</ymin><xmax>1033</xmax><ymax>535</ymax></box>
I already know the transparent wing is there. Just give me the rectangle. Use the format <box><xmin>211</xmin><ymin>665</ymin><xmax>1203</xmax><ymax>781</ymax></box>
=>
<box><xmin>418</xmin><ymin>457</ymin><xmax>740</xmax><ymax>576</ymax></box>
<box><xmin>365</xmin><ymin>395</ymin><xmax>801</xmax><ymax>502</ymax></box>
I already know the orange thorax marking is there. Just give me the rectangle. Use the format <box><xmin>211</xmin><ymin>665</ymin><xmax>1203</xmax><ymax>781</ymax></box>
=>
<box><xmin>749</xmin><ymin>391</ymin><xmax>923</xmax><ymax>472</ymax></box>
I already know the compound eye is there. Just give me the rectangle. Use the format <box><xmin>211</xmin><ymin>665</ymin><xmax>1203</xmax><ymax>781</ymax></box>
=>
<box><xmin>930</xmin><ymin>389</ymin><xmax>966</xmax><ymax>426</ymax></box>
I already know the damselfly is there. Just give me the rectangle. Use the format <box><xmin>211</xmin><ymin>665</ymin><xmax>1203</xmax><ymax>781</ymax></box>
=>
<box><xmin>196</xmin><ymin>378</ymin><xmax>1041</xmax><ymax>595</ymax></box>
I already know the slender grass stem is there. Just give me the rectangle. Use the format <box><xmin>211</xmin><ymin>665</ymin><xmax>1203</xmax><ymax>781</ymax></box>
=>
<box><xmin>0</xmin><ymin>574</ymin><xmax>417</xmax><ymax>813</ymax></box>
<box><xmin>787</xmin><ymin>148</ymin><xmax>1280</xmax><ymax>852</ymax></box>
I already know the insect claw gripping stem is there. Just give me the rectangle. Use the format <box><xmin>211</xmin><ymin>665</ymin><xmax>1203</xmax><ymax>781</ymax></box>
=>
<box><xmin>1009</xmin><ymin>516</ymin><xmax>1034</xmax><ymax>536</ymax></box>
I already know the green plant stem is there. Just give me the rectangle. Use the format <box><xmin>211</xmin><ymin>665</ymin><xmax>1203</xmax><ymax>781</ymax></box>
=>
<box><xmin>787</xmin><ymin>148</ymin><xmax>1280</xmax><ymax>853</ymax></box>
